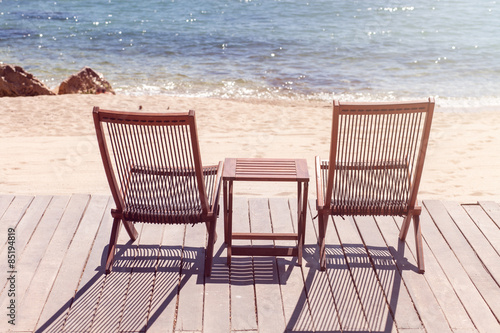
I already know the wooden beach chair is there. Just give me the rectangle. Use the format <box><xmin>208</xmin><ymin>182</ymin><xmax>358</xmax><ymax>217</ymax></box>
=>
<box><xmin>315</xmin><ymin>98</ymin><xmax>434</xmax><ymax>272</ymax></box>
<box><xmin>93</xmin><ymin>108</ymin><xmax>223</xmax><ymax>276</ymax></box>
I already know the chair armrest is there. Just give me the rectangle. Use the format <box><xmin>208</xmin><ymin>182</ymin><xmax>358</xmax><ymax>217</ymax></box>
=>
<box><xmin>410</xmin><ymin>202</ymin><xmax>422</xmax><ymax>216</ymax></box>
<box><xmin>315</xmin><ymin>156</ymin><xmax>325</xmax><ymax>209</ymax></box>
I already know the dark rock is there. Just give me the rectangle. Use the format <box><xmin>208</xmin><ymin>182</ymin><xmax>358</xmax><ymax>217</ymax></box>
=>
<box><xmin>58</xmin><ymin>67</ymin><xmax>115</xmax><ymax>95</ymax></box>
<box><xmin>0</xmin><ymin>64</ymin><xmax>56</xmax><ymax>97</ymax></box>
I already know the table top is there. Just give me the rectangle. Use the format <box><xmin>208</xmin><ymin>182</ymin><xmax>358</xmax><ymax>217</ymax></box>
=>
<box><xmin>223</xmin><ymin>158</ymin><xmax>309</xmax><ymax>182</ymax></box>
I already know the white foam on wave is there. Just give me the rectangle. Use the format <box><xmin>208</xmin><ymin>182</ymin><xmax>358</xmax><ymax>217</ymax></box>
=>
<box><xmin>114</xmin><ymin>82</ymin><xmax>500</xmax><ymax>113</ymax></box>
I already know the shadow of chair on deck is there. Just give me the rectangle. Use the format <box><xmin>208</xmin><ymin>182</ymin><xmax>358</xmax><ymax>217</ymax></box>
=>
<box><xmin>35</xmin><ymin>242</ymin><xmax>203</xmax><ymax>333</ymax></box>
<box><xmin>284</xmin><ymin>241</ymin><xmax>415</xmax><ymax>333</ymax></box>
<box><xmin>35</xmin><ymin>231</ymin><xmax>416</xmax><ymax>332</ymax></box>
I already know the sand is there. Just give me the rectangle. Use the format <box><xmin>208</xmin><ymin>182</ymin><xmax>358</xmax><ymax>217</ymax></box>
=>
<box><xmin>1</xmin><ymin>94</ymin><xmax>499</xmax><ymax>203</ymax></box>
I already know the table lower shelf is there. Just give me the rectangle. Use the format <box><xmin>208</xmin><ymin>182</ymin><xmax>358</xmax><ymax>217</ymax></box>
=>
<box><xmin>228</xmin><ymin>232</ymin><xmax>300</xmax><ymax>258</ymax></box>
<box><xmin>230</xmin><ymin>245</ymin><xmax>299</xmax><ymax>257</ymax></box>
<box><xmin>231</xmin><ymin>232</ymin><xmax>298</xmax><ymax>241</ymax></box>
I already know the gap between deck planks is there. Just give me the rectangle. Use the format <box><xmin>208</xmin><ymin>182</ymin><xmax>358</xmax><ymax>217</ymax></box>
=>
<box><xmin>0</xmin><ymin>194</ymin><xmax>499</xmax><ymax>332</ymax></box>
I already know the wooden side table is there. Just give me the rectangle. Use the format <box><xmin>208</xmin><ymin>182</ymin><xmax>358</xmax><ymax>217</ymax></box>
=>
<box><xmin>223</xmin><ymin>158</ymin><xmax>309</xmax><ymax>266</ymax></box>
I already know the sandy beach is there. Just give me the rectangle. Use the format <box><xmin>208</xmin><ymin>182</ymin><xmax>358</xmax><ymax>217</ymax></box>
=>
<box><xmin>1</xmin><ymin>94</ymin><xmax>499</xmax><ymax>203</ymax></box>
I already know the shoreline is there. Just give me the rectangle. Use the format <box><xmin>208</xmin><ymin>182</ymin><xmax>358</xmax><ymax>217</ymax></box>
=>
<box><xmin>1</xmin><ymin>94</ymin><xmax>499</xmax><ymax>203</ymax></box>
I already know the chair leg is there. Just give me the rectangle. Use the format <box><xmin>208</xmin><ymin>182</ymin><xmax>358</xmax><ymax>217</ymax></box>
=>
<box><xmin>318</xmin><ymin>213</ymin><xmax>328</xmax><ymax>271</ymax></box>
<box><xmin>206</xmin><ymin>222</ymin><xmax>218</xmax><ymax>244</ymax></box>
<box><xmin>399</xmin><ymin>213</ymin><xmax>412</xmax><ymax>241</ymax></box>
<box><xmin>413</xmin><ymin>215</ymin><xmax>425</xmax><ymax>273</ymax></box>
<box><xmin>105</xmin><ymin>218</ymin><xmax>121</xmax><ymax>274</ymax></box>
<box><xmin>122</xmin><ymin>219</ymin><xmax>139</xmax><ymax>241</ymax></box>
<box><xmin>205</xmin><ymin>219</ymin><xmax>217</xmax><ymax>277</ymax></box>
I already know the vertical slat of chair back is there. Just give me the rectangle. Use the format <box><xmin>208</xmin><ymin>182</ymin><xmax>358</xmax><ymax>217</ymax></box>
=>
<box><xmin>325</xmin><ymin>99</ymin><xmax>434</xmax><ymax>215</ymax></box>
<box><xmin>93</xmin><ymin>108</ymin><xmax>209</xmax><ymax>221</ymax></box>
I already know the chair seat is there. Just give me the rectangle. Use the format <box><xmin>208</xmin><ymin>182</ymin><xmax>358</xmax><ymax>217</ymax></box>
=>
<box><xmin>330</xmin><ymin>200</ymin><xmax>408</xmax><ymax>216</ymax></box>
<box><xmin>320</xmin><ymin>160</ymin><xmax>410</xmax><ymax>216</ymax></box>
<box><xmin>122</xmin><ymin>165</ymin><xmax>220</xmax><ymax>224</ymax></box>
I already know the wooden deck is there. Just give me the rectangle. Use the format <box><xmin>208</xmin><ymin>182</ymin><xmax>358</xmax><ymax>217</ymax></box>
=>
<box><xmin>1</xmin><ymin>194</ymin><xmax>499</xmax><ymax>333</ymax></box>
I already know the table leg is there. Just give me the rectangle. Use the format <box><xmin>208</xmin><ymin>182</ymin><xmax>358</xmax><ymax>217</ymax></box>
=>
<box><xmin>223</xmin><ymin>180</ymin><xmax>229</xmax><ymax>244</ymax></box>
<box><xmin>301</xmin><ymin>182</ymin><xmax>308</xmax><ymax>246</ymax></box>
<box><xmin>297</xmin><ymin>182</ymin><xmax>307</xmax><ymax>266</ymax></box>
<box><xmin>225</xmin><ymin>180</ymin><xmax>233</xmax><ymax>266</ymax></box>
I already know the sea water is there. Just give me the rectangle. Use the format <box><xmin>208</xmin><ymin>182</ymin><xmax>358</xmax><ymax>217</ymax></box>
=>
<box><xmin>1</xmin><ymin>0</ymin><xmax>499</xmax><ymax>107</ymax></box>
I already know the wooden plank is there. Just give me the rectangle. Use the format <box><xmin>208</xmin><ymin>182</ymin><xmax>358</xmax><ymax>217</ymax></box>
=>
<box><xmin>8</xmin><ymin>196</ymin><xmax>52</xmax><ymax>258</ymax></box>
<box><xmin>336</xmin><ymin>215</ymin><xmax>400</xmax><ymax>333</ymax></box>
<box><xmin>16</xmin><ymin>194</ymin><xmax>91</xmax><ymax>331</ymax></box>
<box><xmin>0</xmin><ymin>195</ymin><xmax>31</xmax><ymax>225</ymax></box>
<box><xmin>397</xmin><ymin>209</ymin><xmax>477</xmax><ymax>332</ymax></box>
<box><xmin>268</xmin><ymin>199</ymin><xmax>296</xmax><ymax>248</ymax></box>
<box><xmin>375</xmin><ymin>215</ymin><xmax>452</xmax><ymax>332</ymax></box>
<box><xmin>293</xmin><ymin>198</ymin><xmax>340</xmax><ymax>332</ymax></box>
<box><xmin>463</xmin><ymin>203</ymin><xmax>500</xmax><ymax>256</ymax></box>
<box><xmin>34</xmin><ymin>195</ymin><xmax>110</xmax><ymax>333</ymax></box>
<box><xmin>0</xmin><ymin>195</ymin><xmax>70</xmax><ymax>330</ymax></box>
<box><xmin>0</xmin><ymin>196</ymin><xmax>48</xmax><ymax>292</ymax></box>
<box><xmin>119</xmin><ymin>223</ymin><xmax>164</xmax><ymax>332</ymax></box>
<box><xmin>229</xmin><ymin>196</ymin><xmax>258</xmax><ymax>331</ymax></box>
<box><xmin>324</xmin><ymin>215</ymin><xmax>370</xmax><ymax>331</ymax></box>
<box><xmin>0</xmin><ymin>195</ymin><xmax>33</xmax><ymax>251</ymax></box>
<box><xmin>423</xmin><ymin>200</ymin><xmax>500</xmax><ymax>332</ymax></box>
<box><xmin>0</xmin><ymin>194</ymin><xmax>15</xmax><ymax>219</ymax></box>
<box><xmin>355</xmin><ymin>215</ymin><xmax>422</xmax><ymax>332</ymax></box>
<box><xmin>435</xmin><ymin>201</ymin><xmax>500</xmax><ymax>321</ymax></box>
<box><xmin>449</xmin><ymin>203</ymin><xmax>500</xmax><ymax>285</ymax></box>
<box><xmin>270</xmin><ymin>198</ymin><xmax>314</xmax><ymax>332</ymax></box>
<box><xmin>203</xmin><ymin>208</ymin><xmax>230</xmax><ymax>333</ymax></box>
<box><xmin>2</xmin><ymin>196</ymin><xmax>49</xmax><ymax>332</ymax></box>
<box><xmin>145</xmin><ymin>223</ymin><xmax>184</xmax><ymax>333</ymax></box>
<box><xmin>0</xmin><ymin>192</ymin><xmax>51</xmax><ymax>324</ymax></box>
<box><xmin>0</xmin><ymin>195</ymin><xmax>34</xmax><ymax>332</ymax></box>
<box><xmin>248</xmin><ymin>198</ymin><xmax>274</xmax><ymax>248</ymax></box>
<box><xmin>249</xmin><ymin>198</ymin><xmax>286</xmax><ymax>333</ymax></box>
<box><xmin>90</xmin><ymin>223</ymin><xmax>144</xmax><ymax>332</ymax></box>
<box><xmin>61</xmin><ymin>198</ymin><xmax>114</xmax><ymax>332</ymax></box>
<box><xmin>479</xmin><ymin>201</ymin><xmax>500</xmax><ymax>229</ymax></box>
<box><xmin>175</xmin><ymin>222</ymin><xmax>206</xmax><ymax>332</ymax></box>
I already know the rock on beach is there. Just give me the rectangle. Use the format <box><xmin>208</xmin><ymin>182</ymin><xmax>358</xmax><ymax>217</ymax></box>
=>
<box><xmin>58</xmin><ymin>67</ymin><xmax>115</xmax><ymax>95</ymax></box>
<box><xmin>0</xmin><ymin>64</ymin><xmax>56</xmax><ymax>97</ymax></box>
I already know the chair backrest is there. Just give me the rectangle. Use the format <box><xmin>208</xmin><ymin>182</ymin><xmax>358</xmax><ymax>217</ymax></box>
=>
<box><xmin>324</xmin><ymin>98</ymin><xmax>434</xmax><ymax>215</ymax></box>
<box><xmin>93</xmin><ymin>108</ymin><xmax>209</xmax><ymax>218</ymax></box>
